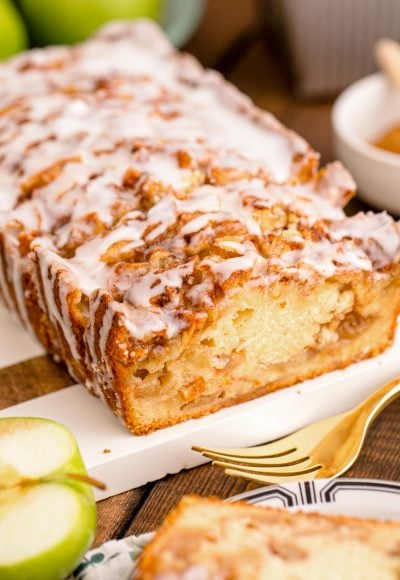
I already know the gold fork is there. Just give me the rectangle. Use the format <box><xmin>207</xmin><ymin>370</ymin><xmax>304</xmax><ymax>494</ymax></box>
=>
<box><xmin>192</xmin><ymin>376</ymin><xmax>400</xmax><ymax>485</ymax></box>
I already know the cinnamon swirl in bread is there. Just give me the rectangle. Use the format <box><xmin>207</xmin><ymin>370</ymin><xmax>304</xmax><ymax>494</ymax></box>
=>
<box><xmin>0</xmin><ymin>21</ymin><xmax>399</xmax><ymax>433</ymax></box>
<box><xmin>137</xmin><ymin>496</ymin><xmax>400</xmax><ymax>579</ymax></box>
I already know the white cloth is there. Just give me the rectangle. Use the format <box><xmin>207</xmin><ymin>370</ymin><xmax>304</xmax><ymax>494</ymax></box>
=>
<box><xmin>69</xmin><ymin>533</ymin><xmax>153</xmax><ymax>580</ymax></box>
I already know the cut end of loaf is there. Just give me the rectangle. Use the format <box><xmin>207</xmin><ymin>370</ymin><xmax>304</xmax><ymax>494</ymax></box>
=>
<box><xmin>117</xmin><ymin>268</ymin><xmax>400</xmax><ymax>434</ymax></box>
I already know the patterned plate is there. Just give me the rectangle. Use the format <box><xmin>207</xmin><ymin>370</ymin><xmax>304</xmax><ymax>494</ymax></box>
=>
<box><xmin>70</xmin><ymin>478</ymin><xmax>400</xmax><ymax>579</ymax></box>
<box><xmin>230</xmin><ymin>478</ymin><xmax>400</xmax><ymax>521</ymax></box>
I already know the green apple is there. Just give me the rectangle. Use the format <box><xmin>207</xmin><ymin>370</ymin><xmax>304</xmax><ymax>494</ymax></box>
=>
<box><xmin>0</xmin><ymin>417</ymin><xmax>103</xmax><ymax>580</ymax></box>
<box><xmin>0</xmin><ymin>0</ymin><xmax>28</xmax><ymax>60</ymax></box>
<box><xmin>19</xmin><ymin>0</ymin><xmax>163</xmax><ymax>45</ymax></box>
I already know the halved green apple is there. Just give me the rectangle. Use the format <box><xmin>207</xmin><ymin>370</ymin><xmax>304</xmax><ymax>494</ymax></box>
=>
<box><xmin>0</xmin><ymin>417</ymin><xmax>100</xmax><ymax>580</ymax></box>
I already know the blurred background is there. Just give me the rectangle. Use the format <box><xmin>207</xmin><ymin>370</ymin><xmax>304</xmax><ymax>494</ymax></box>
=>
<box><xmin>1</xmin><ymin>0</ymin><xmax>400</xmax><ymax>168</ymax></box>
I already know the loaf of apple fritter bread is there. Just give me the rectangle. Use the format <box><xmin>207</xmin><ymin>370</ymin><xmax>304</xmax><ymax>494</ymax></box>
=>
<box><xmin>0</xmin><ymin>21</ymin><xmax>400</xmax><ymax>434</ymax></box>
<box><xmin>136</xmin><ymin>496</ymin><xmax>400</xmax><ymax>579</ymax></box>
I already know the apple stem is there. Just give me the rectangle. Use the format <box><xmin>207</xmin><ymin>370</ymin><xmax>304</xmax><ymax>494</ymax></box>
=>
<box><xmin>39</xmin><ymin>472</ymin><xmax>107</xmax><ymax>490</ymax></box>
<box><xmin>63</xmin><ymin>472</ymin><xmax>107</xmax><ymax>490</ymax></box>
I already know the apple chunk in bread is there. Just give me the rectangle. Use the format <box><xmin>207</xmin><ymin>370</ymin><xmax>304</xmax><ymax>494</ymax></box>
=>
<box><xmin>0</xmin><ymin>417</ymin><xmax>98</xmax><ymax>580</ymax></box>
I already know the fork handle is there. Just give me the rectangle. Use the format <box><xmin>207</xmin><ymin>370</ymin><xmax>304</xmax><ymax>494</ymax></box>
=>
<box><xmin>355</xmin><ymin>376</ymin><xmax>400</xmax><ymax>425</ymax></box>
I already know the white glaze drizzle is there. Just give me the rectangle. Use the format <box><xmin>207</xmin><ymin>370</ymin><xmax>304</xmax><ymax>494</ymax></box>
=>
<box><xmin>0</xmin><ymin>20</ymin><xmax>398</xmax><ymax>368</ymax></box>
<box><xmin>125</xmin><ymin>261</ymin><xmax>194</xmax><ymax>308</ymax></box>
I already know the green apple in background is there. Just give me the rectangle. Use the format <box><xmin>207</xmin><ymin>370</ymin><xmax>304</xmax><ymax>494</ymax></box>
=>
<box><xmin>0</xmin><ymin>0</ymin><xmax>28</xmax><ymax>59</ymax></box>
<box><xmin>19</xmin><ymin>0</ymin><xmax>163</xmax><ymax>45</ymax></box>
<box><xmin>0</xmin><ymin>417</ymin><xmax>103</xmax><ymax>580</ymax></box>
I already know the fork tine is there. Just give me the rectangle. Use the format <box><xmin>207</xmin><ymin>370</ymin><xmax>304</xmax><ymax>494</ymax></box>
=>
<box><xmin>213</xmin><ymin>459</ymin><xmax>317</xmax><ymax>476</ymax></box>
<box><xmin>192</xmin><ymin>443</ymin><xmax>297</xmax><ymax>459</ymax></box>
<box><xmin>192</xmin><ymin>414</ymin><xmax>346</xmax><ymax>460</ymax></box>
<box><xmin>200</xmin><ymin>451</ymin><xmax>311</xmax><ymax>468</ymax></box>
<box><xmin>223</xmin><ymin>465</ymin><xmax>323</xmax><ymax>485</ymax></box>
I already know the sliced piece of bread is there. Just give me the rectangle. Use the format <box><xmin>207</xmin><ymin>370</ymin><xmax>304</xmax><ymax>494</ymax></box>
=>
<box><xmin>137</xmin><ymin>495</ymin><xmax>400</xmax><ymax>579</ymax></box>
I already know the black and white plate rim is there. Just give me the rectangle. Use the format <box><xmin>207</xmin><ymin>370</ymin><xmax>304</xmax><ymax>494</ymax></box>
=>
<box><xmin>229</xmin><ymin>478</ymin><xmax>400</xmax><ymax>509</ymax></box>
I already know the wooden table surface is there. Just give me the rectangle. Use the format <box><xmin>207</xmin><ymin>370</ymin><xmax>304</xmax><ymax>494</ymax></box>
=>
<box><xmin>1</xmin><ymin>0</ymin><xmax>400</xmax><ymax>549</ymax></box>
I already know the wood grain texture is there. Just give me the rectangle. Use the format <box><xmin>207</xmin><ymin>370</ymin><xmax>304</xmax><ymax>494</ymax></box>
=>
<box><xmin>0</xmin><ymin>0</ymin><xmax>399</xmax><ymax>546</ymax></box>
<box><xmin>346</xmin><ymin>399</ymin><xmax>400</xmax><ymax>481</ymax></box>
<box><xmin>94</xmin><ymin>486</ymin><xmax>151</xmax><ymax>547</ymax></box>
<box><xmin>123</xmin><ymin>464</ymin><xmax>253</xmax><ymax>537</ymax></box>
<box><xmin>0</xmin><ymin>355</ymin><xmax>72</xmax><ymax>410</ymax></box>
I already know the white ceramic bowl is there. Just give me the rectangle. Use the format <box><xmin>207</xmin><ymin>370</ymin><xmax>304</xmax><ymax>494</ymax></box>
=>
<box><xmin>332</xmin><ymin>73</ymin><xmax>400</xmax><ymax>215</ymax></box>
